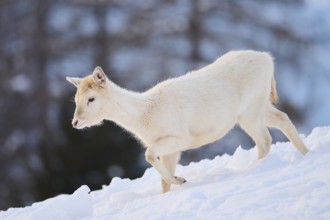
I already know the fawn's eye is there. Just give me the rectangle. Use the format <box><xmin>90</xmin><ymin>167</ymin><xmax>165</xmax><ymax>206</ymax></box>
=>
<box><xmin>87</xmin><ymin>97</ymin><xmax>95</xmax><ymax>105</ymax></box>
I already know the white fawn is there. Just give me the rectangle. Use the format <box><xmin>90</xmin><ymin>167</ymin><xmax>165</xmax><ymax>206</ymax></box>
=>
<box><xmin>67</xmin><ymin>50</ymin><xmax>308</xmax><ymax>193</ymax></box>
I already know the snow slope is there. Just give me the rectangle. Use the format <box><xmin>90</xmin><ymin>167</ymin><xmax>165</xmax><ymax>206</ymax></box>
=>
<box><xmin>1</xmin><ymin>126</ymin><xmax>330</xmax><ymax>220</ymax></box>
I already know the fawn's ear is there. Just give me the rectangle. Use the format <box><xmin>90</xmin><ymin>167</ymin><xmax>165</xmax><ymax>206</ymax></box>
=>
<box><xmin>92</xmin><ymin>66</ymin><xmax>106</xmax><ymax>87</ymax></box>
<box><xmin>66</xmin><ymin>77</ymin><xmax>82</xmax><ymax>88</ymax></box>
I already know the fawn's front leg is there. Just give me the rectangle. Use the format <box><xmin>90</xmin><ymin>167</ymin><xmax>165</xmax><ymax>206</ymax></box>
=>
<box><xmin>145</xmin><ymin>138</ymin><xmax>187</xmax><ymax>190</ymax></box>
<box><xmin>145</xmin><ymin>148</ymin><xmax>186</xmax><ymax>186</ymax></box>
<box><xmin>160</xmin><ymin>152</ymin><xmax>181</xmax><ymax>193</ymax></box>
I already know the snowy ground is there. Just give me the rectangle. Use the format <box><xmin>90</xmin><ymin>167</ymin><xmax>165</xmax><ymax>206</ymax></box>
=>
<box><xmin>1</xmin><ymin>126</ymin><xmax>330</xmax><ymax>220</ymax></box>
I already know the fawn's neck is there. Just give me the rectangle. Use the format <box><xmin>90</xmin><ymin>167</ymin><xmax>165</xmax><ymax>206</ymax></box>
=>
<box><xmin>105</xmin><ymin>82</ymin><xmax>147</xmax><ymax>136</ymax></box>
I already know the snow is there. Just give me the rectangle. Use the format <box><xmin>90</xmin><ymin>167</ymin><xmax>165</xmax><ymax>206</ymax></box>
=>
<box><xmin>1</xmin><ymin>126</ymin><xmax>330</xmax><ymax>219</ymax></box>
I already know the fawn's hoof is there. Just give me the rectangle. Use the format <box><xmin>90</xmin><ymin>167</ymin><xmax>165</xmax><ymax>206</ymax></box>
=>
<box><xmin>300</xmin><ymin>147</ymin><xmax>309</xmax><ymax>155</ymax></box>
<box><xmin>173</xmin><ymin>176</ymin><xmax>187</xmax><ymax>185</ymax></box>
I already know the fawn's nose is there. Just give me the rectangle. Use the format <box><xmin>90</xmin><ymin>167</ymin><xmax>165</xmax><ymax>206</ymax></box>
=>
<box><xmin>72</xmin><ymin>120</ymin><xmax>78</xmax><ymax>128</ymax></box>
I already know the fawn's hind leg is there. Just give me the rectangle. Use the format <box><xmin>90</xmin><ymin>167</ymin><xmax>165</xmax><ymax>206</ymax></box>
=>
<box><xmin>266</xmin><ymin>106</ymin><xmax>308</xmax><ymax>155</ymax></box>
<box><xmin>160</xmin><ymin>152</ymin><xmax>181</xmax><ymax>193</ymax></box>
<box><xmin>239</xmin><ymin>114</ymin><xmax>272</xmax><ymax>159</ymax></box>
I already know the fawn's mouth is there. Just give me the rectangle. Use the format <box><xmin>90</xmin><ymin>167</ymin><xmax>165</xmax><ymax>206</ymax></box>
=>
<box><xmin>72</xmin><ymin>119</ymin><xmax>87</xmax><ymax>129</ymax></box>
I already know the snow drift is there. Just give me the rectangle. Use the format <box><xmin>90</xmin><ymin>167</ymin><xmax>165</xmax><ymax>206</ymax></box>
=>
<box><xmin>1</xmin><ymin>126</ymin><xmax>330</xmax><ymax>220</ymax></box>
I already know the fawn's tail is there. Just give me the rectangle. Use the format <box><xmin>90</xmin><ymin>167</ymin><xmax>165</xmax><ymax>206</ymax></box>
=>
<box><xmin>270</xmin><ymin>76</ymin><xmax>279</xmax><ymax>104</ymax></box>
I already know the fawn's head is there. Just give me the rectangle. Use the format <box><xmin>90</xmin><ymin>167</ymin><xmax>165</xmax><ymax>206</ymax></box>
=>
<box><xmin>66</xmin><ymin>66</ymin><xmax>109</xmax><ymax>129</ymax></box>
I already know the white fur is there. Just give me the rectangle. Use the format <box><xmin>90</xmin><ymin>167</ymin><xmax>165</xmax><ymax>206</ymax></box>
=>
<box><xmin>67</xmin><ymin>50</ymin><xmax>308</xmax><ymax>193</ymax></box>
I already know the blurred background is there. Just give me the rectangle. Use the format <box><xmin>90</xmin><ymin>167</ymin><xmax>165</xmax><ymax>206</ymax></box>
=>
<box><xmin>0</xmin><ymin>0</ymin><xmax>329</xmax><ymax>210</ymax></box>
